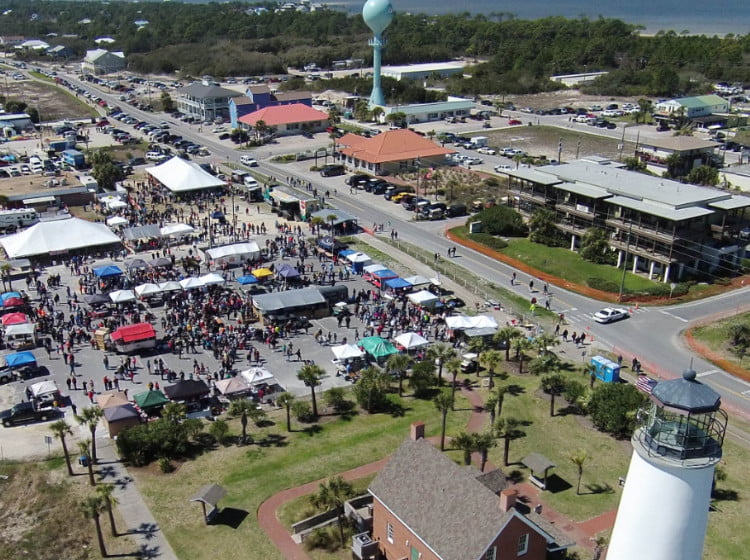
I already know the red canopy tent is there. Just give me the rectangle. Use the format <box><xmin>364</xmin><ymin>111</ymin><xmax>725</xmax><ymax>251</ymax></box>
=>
<box><xmin>110</xmin><ymin>323</ymin><xmax>156</xmax><ymax>343</ymax></box>
<box><xmin>1</xmin><ymin>312</ymin><xmax>29</xmax><ymax>326</ymax></box>
<box><xmin>3</xmin><ymin>297</ymin><xmax>25</xmax><ymax>308</ymax></box>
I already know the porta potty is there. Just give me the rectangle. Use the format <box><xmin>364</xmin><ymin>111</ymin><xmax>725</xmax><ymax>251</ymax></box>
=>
<box><xmin>591</xmin><ymin>355</ymin><xmax>621</xmax><ymax>383</ymax></box>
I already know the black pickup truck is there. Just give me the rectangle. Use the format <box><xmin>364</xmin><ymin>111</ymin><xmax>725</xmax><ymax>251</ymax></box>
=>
<box><xmin>1</xmin><ymin>402</ymin><xmax>56</xmax><ymax>427</ymax></box>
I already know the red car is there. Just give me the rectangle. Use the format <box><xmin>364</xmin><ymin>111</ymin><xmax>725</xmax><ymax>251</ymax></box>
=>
<box><xmin>508</xmin><ymin>119</ymin><xmax>523</xmax><ymax>126</ymax></box>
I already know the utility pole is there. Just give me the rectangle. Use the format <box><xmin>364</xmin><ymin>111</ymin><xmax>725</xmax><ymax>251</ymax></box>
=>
<box><xmin>617</xmin><ymin>222</ymin><xmax>633</xmax><ymax>302</ymax></box>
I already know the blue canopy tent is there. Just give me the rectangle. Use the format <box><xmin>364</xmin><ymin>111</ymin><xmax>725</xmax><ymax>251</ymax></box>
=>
<box><xmin>237</xmin><ymin>275</ymin><xmax>258</xmax><ymax>285</ymax></box>
<box><xmin>338</xmin><ymin>249</ymin><xmax>355</xmax><ymax>258</ymax></box>
<box><xmin>0</xmin><ymin>292</ymin><xmax>21</xmax><ymax>303</ymax></box>
<box><xmin>93</xmin><ymin>265</ymin><xmax>124</xmax><ymax>278</ymax></box>
<box><xmin>5</xmin><ymin>351</ymin><xmax>36</xmax><ymax>368</ymax></box>
<box><xmin>276</xmin><ymin>264</ymin><xmax>300</xmax><ymax>279</ymax></box>
<box><xmin>384</xmin><ymin>277</ymin><xmax>413</xmax><ymax>291</ymax></box>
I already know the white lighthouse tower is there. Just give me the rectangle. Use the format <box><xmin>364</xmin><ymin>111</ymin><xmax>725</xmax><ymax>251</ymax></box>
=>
<box><xmin>608</xmin><ymin>369</ymin><xmax>727</xmax><ymax>560</ymax></box>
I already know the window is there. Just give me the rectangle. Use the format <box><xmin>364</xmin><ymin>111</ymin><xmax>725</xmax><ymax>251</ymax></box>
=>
<box><xmin>484</xmin><ymin>546</ymin><xmax>496</xmax><ymax>560</ymax></box>
<box><xmin>517</xmin><ymin>534</ymin><xmax>529</xmax><ymax>556</ymax></box>
<box><xmin>386</xmin><ymin>522</ymin><xmax>394</xmax><ymax>544</ymax></box>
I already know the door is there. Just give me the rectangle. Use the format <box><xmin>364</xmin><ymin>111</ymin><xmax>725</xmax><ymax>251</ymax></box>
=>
<box><xmin>411</xmin><ymin>546</ymin><xmax>419</xmax><ymax>560</ymax></box>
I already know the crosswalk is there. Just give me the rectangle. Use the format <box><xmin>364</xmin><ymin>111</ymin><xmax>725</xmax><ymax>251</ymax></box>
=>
<box><xmin>559</xmin><ymin>305</ymin><xmax>650</xmax><ymax>328</ymax></box>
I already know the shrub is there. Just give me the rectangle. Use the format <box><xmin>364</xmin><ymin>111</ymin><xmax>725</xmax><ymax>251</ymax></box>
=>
<box><xmin>292</xmin><ymin>400</ymin><xmax>315</xmax><ymax>423</ymax></box>
<box><xmin>586</xmin><ymin>278</ymin><xmax>619</xmax><ymax>293</ymax></box>
<box><xmin>324</xmin><ymin>387</ymin><xmax>352</xmax><ymax>412</ymax></box>
<box><xmin>473</xmin><ymin>205</ymin><xmax>527</xmax><ymax>237</ymax></box>
<box><xmin>304</xmin><ymin>526</ymin><xmax>340</xmax><ymax>552</ymax></box>
<box><xmin>116</xmin><ymin>418</ymin><xmax>191</xmax><ymax>466</ymax></box>
<box><xmin>468</xmin><ymin>233</ymin><xmax>508</xmax><ymax>251</ymax></box>
<box><xmin>209</xmin><ymin>419</ymin><xmax>231</xmax><ymax>445</ymax></box>
<box><xmin>589</xmin><ymin>383</ymin><xmax>646</xmax><ymax>438</ymax></box>
<box><xmin>157</xmin><ymin>457</ymin><xmax>174</xmax><ymax>473</ymax></box>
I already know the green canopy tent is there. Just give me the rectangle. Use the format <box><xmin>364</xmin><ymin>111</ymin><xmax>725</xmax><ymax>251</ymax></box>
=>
<box><xmin>357</xmin><ymin>336</ymin><xmax>399</xmax><ymax>359</ymax></box>
<box><xmin>133</xmin><ymin>390</ymin><xmax>169</xmax><ymax>411</ymax></box>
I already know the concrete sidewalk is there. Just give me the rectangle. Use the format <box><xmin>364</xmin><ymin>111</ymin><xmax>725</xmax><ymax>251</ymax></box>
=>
<box><xmin>96</xmin><ymin>439</ymin><xmax>178</xmax><ymax>560</ymax></box>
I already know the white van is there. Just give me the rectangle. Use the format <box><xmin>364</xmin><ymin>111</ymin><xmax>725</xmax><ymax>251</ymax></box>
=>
<box><xmin>0</xmin><ymin>209</ymin><xmax>38</xmax><ymax>232</ymax></box>
<box><xmin>240</xmin><ymin>155</ymin><xmax>258</xmax><ymax>167</ymax></box>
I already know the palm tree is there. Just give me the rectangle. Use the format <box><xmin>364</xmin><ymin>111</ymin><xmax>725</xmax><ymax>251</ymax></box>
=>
<box><xmin>228</xmin><ymin>400</ymin><xmax>256</xmax><ymax>443</ymax></box>
<box><xmin>485</xmin><ymin>394</ymin><xmax>498</xmax><ymax>426</ymax></box>
<box><xmin>452</xmin><ymin>431</ymin><xmax>475</xmax><ymax>465</ymax></box>
<box><xmin>480</xmin><ymin>349</ymin><xmax>503</xmax><ymax>389</ymax></box>
<box><xmin>78</xmin><ymin>440</ymin><xmax>95</xmax><ymax>486</ymax></box>
<box><xmin>445</xmin><ymin>356</ymin><xmax>462</xmax><ymax>409</ymax></box>
<box><xmin>254</xmin><ymin>119</ymin><xmax>267</xmax><ymax>141</ymax></box>
<box><xmin>474</xmin><ymin>432</ymin><xmax>496</xmax><ymax>472</ymax></box>
<box><xmin>541</xmin><ymin>373</ymin><xmax>567</xmax><ymax>417</ymax></box>
<box><xmin>50</xmin><ymin>420</ymin><xmax>74</xmax><ymax>476</ymax></box>
<box><xmin>76</xmin><ymin>407</ymin><xmax>103</xmax><ymax>463</ymax></box>
<box><xmin>513</xmin><ymin>337</ymin><xmax>533</xmax><ymax>374</ymax></box>
<box><xmin>310</xmin><ymin>476</ymin><xmax>355</xmax><ymax>546</ymax></box>
<box><xmin>535</xmin><ymin>333</ymin><xmax>559</xmax><ymax>356</ymax></box>
<box><xmin>310</xmin><ymin>216</ymin><xmax>325</xmax><ymax>237</ymax></box>
<box><xmin>428</xmin><ymin>343</ymin><xmax>456</xmax><ymax>386</ymax></box>
<box><xmin>385</xmin><ymin>353</ymin><xmax>413</xmax><ymax>397</ymax></box>
<box><xmin>96</xmin><ymin>483</ymin><xmax>119</xmax><ymax>537</ymax></box>
<box><xmin>276</xmin><ymin>392</ymin><xmax>295</xmax><ymax>432</ymax></box>
<box><xmin>495</xmin><ymin>417</ymin><xmax>523</xmax><ymax>466</ymax></box>
<box><xmin>370</xmin><ymin>105</ymin><xmax>384</xmax><ymax>123</ymax></box>
<box><xmin>495</xmin><ymin>385</ymin><xmax>508</xmax><ymax>417</ymax></box>
<box><xmin>297</xmin><ymin>364</ymin><xmax>324</xmax><ymax>418</ymax></box>
<box><xmin>80</xmin><ymin>495</ymin><xmax>107</xmax><ymax>557</ymax></box>
<box><xmin>569</xmin><ymin>449</ymin><xmax>588</xmax><ymax>495</ymax></box>
<box><xmin>326</xmin><ymin>213</ymin><xmax>338</xmax><ymax>240</ymax></box>
<box><xmin>0</xmin><ymin>263</ymin><xmax>12</xmax><ymax>290</ymax></box>
<box><xmin>467</xmin><ymin>336</ymin><xmax>486</xmax><ymax>355</ymax></box>
<box><xmin>494</xmin><ymin>326</ymin><xmax>521</xmax><ymax>361</ymax></box>
<box><xmin>433</xmin><ymin>390</ymin><xmax>454</xmax><ymax>451</ymax></box>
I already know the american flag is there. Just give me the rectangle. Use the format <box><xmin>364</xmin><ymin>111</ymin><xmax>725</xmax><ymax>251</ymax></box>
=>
<box><xmin>636</xmin><ymin>375</ymin><xmax>657</xmax><ymax>394</ymax></box>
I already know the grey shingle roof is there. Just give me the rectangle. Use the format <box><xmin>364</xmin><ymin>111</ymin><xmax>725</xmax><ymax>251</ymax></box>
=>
<box><xmin>368</xmin><ymin>439</ymin><xmax>521</xmax><ymax>560</ymax></box>
<box><xmin>652</xmin><ymin>369</ymin><xmax>721</xmax><ymax>412</ymax></box>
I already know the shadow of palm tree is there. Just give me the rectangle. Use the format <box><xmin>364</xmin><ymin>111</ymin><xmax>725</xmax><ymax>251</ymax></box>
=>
<box><xmin>583</xmin><ymin>482</ymin><xmax>614</xmax><ymax>495</ymax></box>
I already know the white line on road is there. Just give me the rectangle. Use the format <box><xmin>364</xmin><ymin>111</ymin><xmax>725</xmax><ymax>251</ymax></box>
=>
<box><xmin>659</xmin><ymin>310</ymin><xmax>689</xmax><ymax>323</ymax></box>
<box><xmin>697</xmin><ymin>369</ymin><xmax>719</xmax><ymax>377</ymax></box>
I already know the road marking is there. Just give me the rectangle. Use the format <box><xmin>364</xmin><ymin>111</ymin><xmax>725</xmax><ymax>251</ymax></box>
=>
<box><xmin>697</xmin><ymin>369</ymin><xmax>719</xmax><ymax>378</ymax></box>
<box><xmin>742</xmin><ymin>390</ymin><xmax>750</xmax><ymax>397</ymax></box>
<box><xmin>659</xmin><ymin>310</ymin><xmax>689</xmax><ymax>323</ymax></box>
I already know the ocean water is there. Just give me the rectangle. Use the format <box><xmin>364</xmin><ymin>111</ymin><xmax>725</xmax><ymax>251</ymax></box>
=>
<box><xmin>329</xmin><ymin>0</ymin><xmax>750</xmax><ymax>35</ymax></box>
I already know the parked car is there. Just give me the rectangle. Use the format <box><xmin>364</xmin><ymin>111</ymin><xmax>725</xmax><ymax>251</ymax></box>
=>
<box><xmin>508</xmin><ymin>119</ymin><xmax>523</xmax><ymax>126</ymax></box>
<box><xmin>476</xmin><ymin>147</ymin><xmax>497</xmax><ymax>155</ymax></box>
<box><xmin>346</xmin><ymin>173</ymin><xmax>370</xmax><ymax>187</ymax></box>
<box><xmin>320</xmin><ymin>164</ymin><xmax>345</xmax><ymax>177</ymax></box>
<box><xmin>1</xmin><ymin>401</ymin><xmax>57</xmax><ymax>427</ymax></box>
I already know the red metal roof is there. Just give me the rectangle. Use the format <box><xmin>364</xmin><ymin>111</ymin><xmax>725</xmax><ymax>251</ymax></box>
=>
<box><xmin>338</xmin><ymin>129</ymin><xmax>454</xmax><ymax>164</ymax></box>
<box><xmin>110</xmin><ymin>323</ymin><xmax>156</xmax><ymax>343</ymax></box>
<box><xmin>238</xmin><ymin>103</ymin><xmax>329</xmax><ymax>127</ymax></box>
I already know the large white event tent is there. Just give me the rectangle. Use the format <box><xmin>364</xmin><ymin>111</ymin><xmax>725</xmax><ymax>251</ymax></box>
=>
<box><xmin>160</xmin><ymin>223</ymin><xmax>195</xmax><ymax>237</ymax></box>
<box><xmin>146</xmin><ymin>156</ymin><xmax>226</xmax><ymax>193</ymax></box>
<box><xmin>204</xmin><ymin>242</ymin><xmax>261</xmax><ymax>267</ymax></box>
<box><xmin>0</xmin><ymin>217</ymin><xmax>122</xmax><ymax>259</ymax></box>
<box><xmin>444</xmin><ymin>315</ymin><xmax>499</xmax><ymax>330</ymax></box>
<box><xmin>331</xmin><ymin>344</ymin><xmax>365</xmax><ymax>360</ymax></box>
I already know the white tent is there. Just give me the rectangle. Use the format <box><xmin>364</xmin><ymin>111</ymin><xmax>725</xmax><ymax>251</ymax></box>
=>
<box><xmin>106</xmin><ymin>216</ymin><xmax>128</xmax><ymax>227</ymax></box>
<box><xmin>109</xmin><ymin>289</ymin><xmax>136</xmax><ymax>303</ymax></box>
<box><xmin>408</xmin><ymin>290</ymin><xmax>439</xmax><ymax>307</ymax></box>
<box><xmin>345</xmin><ymin>252</ymin><xmax>372</xmax><ymax>265</ymax></box>
<box><xmin>160</xmin><ymin>223</ymin><xmax>195</xmax><ymax>237</ymax></box>
<box><xmin>199</xmin><ymin>273</ymin><xmax>225</xmax><ymax>286</ymax></box>
<box><xmin>135</xmin><ymin>283</ymin><xmax>162</xmax><ymax>297</ymax></box>
<box><xmin>445</xmin><ymin>315</ymin><xmax>499</xmax><ymax>330</ymax></box>
<box><xmin>31</xmin><ymin>380</ymin><xmax>58</xmax><ymax>399</ymax></box>
<box><xmin>363</xmin><ymin>263</ymin><xmax>388</xmax><ymax>274</ymax></box>
<box><xmin>5</xmin><ymin>322</ymin><xmax>36</xmax><ymax>337</ymax></box>
<box><xmin>403</xmin><ymin>275</ymin><xmax>431</xmax><ymax>287</ymax></box>
<box><xmin>0</xmin><ymin>217</ymin><xmax>121</xmax><ymax>259</ymax></box>
<box><xmin>158</xmin><ymin>281</ymin><xmax>183</xmax><ymax>292</ymax></box>
<box><xmin>215</xmin><ymin>376</ymin><xmax>252</xmax><ymax>396</ymax></box>
<box><xmin>394</xmin><ymin>332</ymin><xmax>429</xmax><ymax>349</ymax></box>
<box><xmin>331</xmin><ymin>344</ymin><xmax>365</xmax><ymax>360</ymax></box>
<box><xmin>105</xmin><ymin>199</ymin><xmax>128</xmax><ymax>210</ymax></box>
<box><xmin>204</xmin><ymin>242</ymin><xmax>261</xmax><ymax>267</ymax></box>
<box><xmin>240</xmin><ymin>367</ymin><xmax>275</xmax><ymax>386</ymax></box>
<box><xmin>146</xmin><ymin>156</ymin><xmax>226</xmax><ymax>193</ymax></box>
<box><xmin>180</xmin><ymin>277</ymin><xmax>204</xmax><ymax>290</ymax></box>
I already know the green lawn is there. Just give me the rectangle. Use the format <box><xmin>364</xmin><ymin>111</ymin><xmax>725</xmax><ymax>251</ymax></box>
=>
<box><xmin>691</xmin><ymin>312</ymin><xmax>750</xmax><ymax>370</ymax></box>
<box><xmin>499</xmin><ymin>238</ymin><xmax>659</xmax><ymax>294</ymax></box>
<box><xmin>131</xmin><ymin>390</ymin><xmax>471</xmax><ymax>560</ymax></box>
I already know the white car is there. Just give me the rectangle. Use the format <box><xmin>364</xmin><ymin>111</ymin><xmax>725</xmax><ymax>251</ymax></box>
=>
<box><xmin>494</xmin><ymin>164</ymin><xmax>512</xmax><ymax>172</ymax></box>
<box><xmin>593</xmin><ymin>307</ymin><xmax>628</xmax><ymax>323</ymax></box>
<box><xmin>477</xmin><ymin>147</ymin><xmax>497</xmax><ymax>155</ymax></box>
<box><xmin>146</xmin><ymin>151</ymin><xmax>167</xmax><ymax>162</ymax></box>
<box><xmin>240</xmin><ymin>155</ymin><xmax>258</xmax><ymax>167</ymax></box>
<box><xmin>465</xmin><ymin>157</ymin><xmax>483</xmax><ymax>165</ymax></box>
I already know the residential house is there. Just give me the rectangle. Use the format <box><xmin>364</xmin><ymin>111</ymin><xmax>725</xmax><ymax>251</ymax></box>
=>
<box><xmin>365</xmin><ymin>425</ymin><xmax>574</xmax><ymax>560</ymax></box>
<box><xmin>238</xmin><ymin>103</ymin><xmax>329</xmax><ymax>137</ymax></box>
<box><xmin>81</xmin><ymin>49</ymin><xmax>126</xmax><ymax>76</ymax></box>
<box><xmin>47</xmin><ymin>45</ymin><xmax>76</xmax><ymax>59</ymax></box>
<box><xmin>337</xmin><ymin>129</ymin><xmax>455</xmax><ymax>176</ymax></box>
<box><xmin>175</xmin><ymin>80</ymin><xmax>243</xmax><ymax>122</ymax></box>
<box><xmin>654</xmin><ymin>95</ymin><xmax>730</xmax><ymax>128</ymax></box>
<box><xmin>635</xmin><ymin>136</ymin><xmax>718</xmax><ymax>174</ymax></box>
<box><xmin>505</xmin><ymin>158</ymin><xmax>750</xmax><ymax>282</ymax></box>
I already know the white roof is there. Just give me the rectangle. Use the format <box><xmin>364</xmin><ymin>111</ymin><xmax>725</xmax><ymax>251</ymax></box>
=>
<box><xmin>403</xmin><ymin>275</ymin><xmax>431</xmax><ymax>287</ymax></box>
<box><xmin>134</xmin><ymin>283</ymin><xmax>162</xmax><ymax>297</ymax></box>
<box><xmin>445</xmin><ymin>315</ymin><xmax>498</xmax><ymax>330</ymax></box>
<box><xmin>0</xmin><ymin>217</ymin><xmax>121</xmax><ymax>258</ymax></box>
<box><xmin>180</xmin><ymin>277</ymin><xmax>204</xmax><ymax>290</ymax></box>
<box><xmin>204</xmin><ymin>242</ymin><xmax>261</xmax><ymax>261</ymax></box>
<box><xmin>106</xmin><ymin>216</ymin><xmax>128</xmax><ymax>227</ymax></box>
<box><xmin>109</xmin><ymin>289</ymin><xmax>136</xmax><ymax>303</ymax></box>
<box><xmin>31</xmin><ymin>380</ymin><xmax>58</xmax><ymax>397</ymax></box>
<box><xmin>5</xmin><ymin>323</ymin><xmax>35</xmax><ymax>336</ymax></box>
<box><xmin>363</xmin><ymin>263</ymin><xmax>388</xmax><ymax>274</ymax></box>
<box><xmin>331</xmin><ymin>344</ymin><xmax>365</xmax><ymax>360</ymax></box>
<box><xmin>215</xmin><ymin>376</ymin><xmax>251</xmax><ymax>395</ymax></box>
<box><xmin>158</xmin><ymin>281</ymin><xmax>183</xmax><ymax>292</ymax></box>
<box><xmin>345</xmin><ymin>252</ymin><xmax>372</xmax><ymax>264</ymax></box>
<box><xmin>394</xmin><ymin>332</ymin><xmax>429</xmax><ymax>349</ymax></box>
<box><xmin>146</xmin><ymin>156</ymin><xmax>226</xmax><ymax>193</ymax></box>
<box><xmin>198</xmin><ymin>273</ymin><xmax>225</xmax><ymax>286</ymax></box>
<box><xmin>408</xmin><ymin>290</ymin><xmax>439</xmax><ymax>305</ymax></box>
<box><xmin>160</xmin><ymin>223</ymin><xmax>195</xmax><ymax>237</ymax></box>
<box><xmin>240</xmin><ymin>367</ymin><xmax>275</xmax><ymax>386</ymax></box>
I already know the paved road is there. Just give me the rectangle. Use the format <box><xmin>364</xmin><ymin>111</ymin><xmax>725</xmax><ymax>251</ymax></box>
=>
<box><xmin>50</xmin><ymin>70</ymin><xmax>750</xmax><ymax>420</ymax></box>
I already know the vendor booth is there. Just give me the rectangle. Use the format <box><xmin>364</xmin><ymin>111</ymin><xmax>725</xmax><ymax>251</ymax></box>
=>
<box><xmin>204</xmin><ymin>242</ymin><xmax>261</xmax><ymax>268</ymax></box>
<box><xmin>102</xmin><ymin>404</ymin><xmax>141</xmax><ymax>437</ymax></box>
<box><xmin>344</xmin><ymin>252</ymin><xmax>372</xmax><ymax>274</ymax></box>
<box><xmin>407</xmin><ymin>290</ymin><xmax>440</xmax><ymax>308</ymax></box>
<box><xmin>357</xmin><ymin>336</ymin><xmax>399</xmax><ymax>361</ymax></box>
<box><xmin>133</xmin><ymin>390</ymin><xmax>169</xmax><ymax>415</ymax></box>
<box><xmin>5</xmin><ymin>322</ymin><xmax>37</xmax><ymax>349</ymax></box>
<box><xmin>110</xmin><ymin>323</ymin><xmax>157</xmax><ymax>353</ymax></box>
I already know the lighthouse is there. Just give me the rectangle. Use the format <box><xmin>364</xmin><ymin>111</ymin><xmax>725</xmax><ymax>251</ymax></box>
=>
<box><xmin>607</xmin><ymin>368</ymin><xmax>727</xmax><ymax>560</ymax></box>
<box><xmin>362</xmin><ymin>0</ymin><xmax>393</xmax><ymax>107</ymax></box>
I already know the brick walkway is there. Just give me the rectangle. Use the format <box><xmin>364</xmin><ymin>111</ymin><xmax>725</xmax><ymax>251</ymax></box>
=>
<box><xmin>257</xmin><ymin>386</ymin><xmax>615</xmax><ymax>558</ymax></box>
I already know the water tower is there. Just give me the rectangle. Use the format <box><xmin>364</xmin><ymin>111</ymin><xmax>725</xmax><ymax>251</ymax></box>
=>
<box><xmin>607</xmin><ymin>369</ymin><xmax>727</xmax><ymax>560</ymax></box>
<box><xmin>362</xmin><ymin>0</ymin><xmax>394</xmax><ymax>107</ymax></box>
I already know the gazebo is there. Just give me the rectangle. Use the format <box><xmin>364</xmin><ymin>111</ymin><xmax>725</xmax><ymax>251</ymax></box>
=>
<box><xmin>190</xmin><ymin>484</ymin><xmax>227</xmax><ymax>524</ymax></box>
<box><xmin>522</xmin><ymin>452</ymin><xmax>557</xmax><ymax>490</ymax></box>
